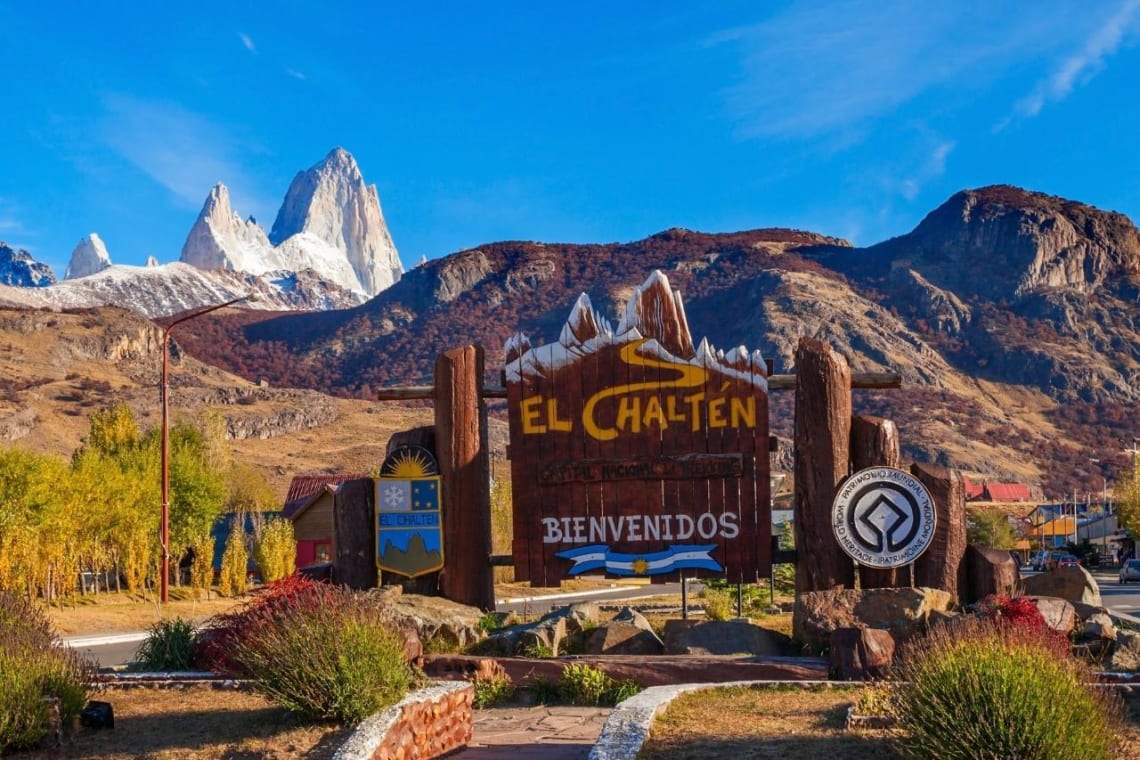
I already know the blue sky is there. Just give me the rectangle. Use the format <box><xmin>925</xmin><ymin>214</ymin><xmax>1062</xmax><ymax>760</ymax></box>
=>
<box><xmin>3</xmin><ymin>1</ymin><xmax>1140</xmax><ymax>277</ymax></box>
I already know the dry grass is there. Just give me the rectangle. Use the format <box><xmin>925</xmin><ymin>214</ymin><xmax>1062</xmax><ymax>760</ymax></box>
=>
<box><xmin>639</xmin><ymin>686</ymin><xmax>896</xmax><ymax>760</ymax></box>
<box><xmin>15</xmin><ymin>686</ymin><xmax>350</xmax><ymax>759</ymax></box>
<box><xmin>44</xmin><ymin>589</ymin><xmax>248</xmax><ymax>637</ymax></box>
<box><xmin>638</xmin><ymin>685</ymin><xmax>1140</xmax><ymax>760</ymax></box>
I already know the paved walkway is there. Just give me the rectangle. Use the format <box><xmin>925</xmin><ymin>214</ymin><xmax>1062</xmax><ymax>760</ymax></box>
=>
<box><xmin>454</xmin><ymin>705</ymin><xmax>611</xmax><ymax>759</ymax></box>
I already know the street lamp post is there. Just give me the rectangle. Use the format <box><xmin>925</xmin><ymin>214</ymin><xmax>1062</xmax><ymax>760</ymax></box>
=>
<box><xmin>160</xmin><ymin>293</ymin><xmax>254</xmax><ymax>603</ymax></box>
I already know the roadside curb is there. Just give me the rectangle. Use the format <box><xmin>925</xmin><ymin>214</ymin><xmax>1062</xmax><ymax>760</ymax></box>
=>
<box><xmin>64</xmin><ymin>632</ymin><xmax>148</xmax><ymax>647</ymax></box>
<box><xmin>589</xmin><ymin>680</ymin><xmax>844</xmax><ymax>760</ymax></box>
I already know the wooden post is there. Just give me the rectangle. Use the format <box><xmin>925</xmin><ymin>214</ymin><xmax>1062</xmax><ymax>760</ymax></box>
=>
<box><xmin>333</xmin><ymin>478</ymin><xmax>378</xmax><ymax>590</ymax></box>
<box><xmin>850</xmin><ymin>415</ymin><xmax>901</xmax><ymax>589</ymax></box>
<box><xmin>793</xmin><ymin>337</ymin><xmax>854</xmax><ymax>593</ymax></box>
<box><xmin>435</xmin><ymin>346</ymin><xmax>495</xmax><ymax>610</ymax></box>
<box><xmin>911</xmin><ymin>462</ymin><xmax>967</xmax><ymax>602</ymax></box>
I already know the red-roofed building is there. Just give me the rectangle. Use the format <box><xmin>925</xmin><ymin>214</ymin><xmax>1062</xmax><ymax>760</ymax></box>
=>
<box><xmin>283</xmin><ymin>474</ymin><xmax>369</xmax><ymax>568</ymax></box>
<box><xmin>982</xmin><ymin>482</ymin><xmax>1032</xmax><ymax>502</ymax></box>
<box><xmin>964</xmin><ymin>477</ymin><xmax>986</xmax><ymax>500</ymax></box>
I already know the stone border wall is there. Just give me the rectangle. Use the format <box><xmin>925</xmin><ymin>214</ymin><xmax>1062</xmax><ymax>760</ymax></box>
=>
<box><xmin>333</xmin><ymin>681</ymin><xmax>473</xmax><ymax>760</ymax></box>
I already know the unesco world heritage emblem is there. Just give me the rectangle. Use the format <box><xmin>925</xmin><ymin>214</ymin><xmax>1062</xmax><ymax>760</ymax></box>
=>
<box><xmin>832</xmin><ymin>467</ymin><xmax>936</xmax><ymax>569</ymax></box>
<box><xmin>376</xmin><ymin>446</ymin><xmax>444</xmax><ymax>578</ymax></box>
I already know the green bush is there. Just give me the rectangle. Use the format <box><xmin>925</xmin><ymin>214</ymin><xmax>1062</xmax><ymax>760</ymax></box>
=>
<box><xmin>700</xmin><ymin>586</ymin><xmax>734</xmax><ymax>621</ymax></box>
<box><xmin>228</xmin><ymin>584</ymin><xmax>417</xmax><ymax>723</ymax></box>
<box><xmin>558</xmin><ymin>663</ymin><xmax>641</xmax><ymax>706</ymax></box>
<box><xmin>472</xmin><ymin>675</ymin><xmax>516</xmax><ymax>708</ymax></box>
<box><xmin>0</xmin><ymin>590</ymin><xmax>92</xmax><ymax>752</ymax></box>
<box><xmin>133</xmin><ymin>617</ymin><xmax>200</xmax><ymax>671</ymax></box>
<box><xmin>891</xmin><ymin>616</ymin><xmax>1122</xmax><ymax>759</ymax></box>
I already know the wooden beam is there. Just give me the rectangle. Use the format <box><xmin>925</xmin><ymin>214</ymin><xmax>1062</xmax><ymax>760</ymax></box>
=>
<box><xmin>373</xmin><ymin>373</ymin><xmax>900</xmax><ymax>401</ymax></box>
<box><xmin>770</xmin><ymin>372</ymin><xmax>900</xmax><ymax>390</ymax></box>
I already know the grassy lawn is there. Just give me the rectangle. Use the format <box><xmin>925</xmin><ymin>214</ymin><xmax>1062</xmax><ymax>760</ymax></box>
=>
<box><xmin>43</xmin><ymin>588</ymin><xmax>248</xmax><ymax>637</ymax></box>
<box><xmin>638</xmin><ymin>684</ymin><xmax>1140</xmax><ymax>760</ymax></box>
<box><xmin>15</xmin><ymin>686</ymin><xmax>350</xmax><ymax>759</ymax></box>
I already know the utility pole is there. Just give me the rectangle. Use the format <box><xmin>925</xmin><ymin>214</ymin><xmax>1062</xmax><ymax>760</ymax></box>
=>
<box><xmin>160</xmin><ymin>293</ymin><xmax>256</xmax><ymax>603</ymax></box>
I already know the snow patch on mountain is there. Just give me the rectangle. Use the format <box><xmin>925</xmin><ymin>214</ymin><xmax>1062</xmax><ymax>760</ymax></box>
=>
<box><xmin>64</xmin><ymin>233</ymin><xmax>113</xmax><ymax>280</ymax></box>
<box><xmin>0</xmin><ymin>262</ymin><xmax>363</xmax><ymax>318</ymax></box>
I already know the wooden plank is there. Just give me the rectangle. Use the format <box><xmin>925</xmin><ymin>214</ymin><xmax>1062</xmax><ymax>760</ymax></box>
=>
<box><xmin>434</xmin><ymin>346</ymin><xmax>494</xmax><ymax>610</ymax></box>
<box><xmin>793</xmin><ymin>337</ymin><xmax>854</xmax><ymax>593</ymax></box>
<box><xmin>850</xmin><ymin>415</ymin><xmax>902</xmax><ymax>589</ymax></box>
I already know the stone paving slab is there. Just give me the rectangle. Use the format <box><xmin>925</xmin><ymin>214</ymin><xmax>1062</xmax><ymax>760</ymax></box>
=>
<box><xmin>452</xmin><ymin>705</ymin><xmax>611</xmax><ymax>759</ymax></box>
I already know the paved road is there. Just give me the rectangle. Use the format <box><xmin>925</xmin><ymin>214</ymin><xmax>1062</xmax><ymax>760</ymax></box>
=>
<box><xmin>68</xmin><ymin>582</ymin><xmax>697</xmax><ymax>668</ymax></box>
<box><xmin>70</xmin><ymin>572</ymin><xmax>1140</xmax><ymax>668</ymax></box>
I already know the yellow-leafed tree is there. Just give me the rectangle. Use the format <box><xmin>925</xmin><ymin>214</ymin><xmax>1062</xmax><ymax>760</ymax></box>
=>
<box><xmin>219</xmin><ymin>520</ymin><xmax>249</xmax><ymax>597</ymax></box>
<box><xmin>254</xmin><ymin>517</ymin><xmax>296</xmax><ymax>583</ymax></box>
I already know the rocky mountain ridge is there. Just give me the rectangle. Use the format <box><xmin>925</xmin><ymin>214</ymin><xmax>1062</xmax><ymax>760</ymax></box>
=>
<box><xmin>0</xmin><ymin>242</ymin><xmax>57</xmax><ymax>287</ymax></box>
<box><xmin>167</xmin><ymin>186</ymin><xmax>1139</xmax><ymax>498</ymax></box>
<box><xmin>181</xmin><ymin>147</ymin><xmax>402</xmax><ymax>296</ymax></box>
<box><xmin>3</xmin><ymin>147</ymin><xmax>402</xmax><ymax>317</ymax></box>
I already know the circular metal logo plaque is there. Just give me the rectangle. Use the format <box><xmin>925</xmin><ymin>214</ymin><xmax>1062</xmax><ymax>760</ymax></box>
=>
<box><xmin>832</xmin><ymin>467</ymin><xmax>936</xmax><ymax>568</ymax></box>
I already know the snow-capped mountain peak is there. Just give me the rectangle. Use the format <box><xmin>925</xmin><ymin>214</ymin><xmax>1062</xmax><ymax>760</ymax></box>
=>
<box><xmin>269</xmin><ymin>147</ymin><xmax>403</xmax><ymax>295</ymax></box>
<box><xmin>180</xmin><ymin>183</ymin><xmax>275</xmax><ymax>274</ymax></box>
<box><xmin>64</xmin><ymin>233</ymin><xmax>113</xmax><ymax>280</ymax></box>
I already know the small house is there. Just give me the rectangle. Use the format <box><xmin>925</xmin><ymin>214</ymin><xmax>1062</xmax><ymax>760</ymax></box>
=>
<box><xmin>283</xmin><ymin>473</ymin><xmax>369</xmax><ymax>568</ymax></box>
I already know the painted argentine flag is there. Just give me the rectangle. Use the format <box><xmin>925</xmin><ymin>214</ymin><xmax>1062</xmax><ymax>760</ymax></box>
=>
<box><xmin>555</xmin><ymin>544</ymin><xmax>722</xmax><ymax>576</ymax></box>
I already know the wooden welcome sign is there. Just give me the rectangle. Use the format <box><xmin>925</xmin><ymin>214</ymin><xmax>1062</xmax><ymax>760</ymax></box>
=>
<box><xmin>505</xmin><ymin>271</ymin><xmax>771</xmax><ymax>585</ymax></box>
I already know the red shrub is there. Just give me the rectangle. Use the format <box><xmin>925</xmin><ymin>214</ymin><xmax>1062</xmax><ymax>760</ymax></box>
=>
<box><xmin>195</xmin><ymin>575</ymin><xmax>335</xmax><ymax>674</ymax></box>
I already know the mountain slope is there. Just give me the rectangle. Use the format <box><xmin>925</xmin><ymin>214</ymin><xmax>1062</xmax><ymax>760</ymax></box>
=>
<box><xmin>170</xmin><ymin>188</ymin><xmax>1140</xmax><ymax>498</ymax></box>
<box><xmin>0</xmin><ymin>305</ymin><xmax>432</xmax><ymax>496</ymax></box>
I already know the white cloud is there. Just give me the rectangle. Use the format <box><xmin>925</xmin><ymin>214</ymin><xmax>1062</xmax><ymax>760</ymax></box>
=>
<box><xmin>96</xmin><ymin>94</ymin><xmax>275</xmax><ymax>218</ymax></box>
<box><xmin>286</xmin><ymin>68</ymin><xmax>307</xmax><ymax>81</ymax></box>
<box><xmin>899</xmin><ymin>140</ymin><xmax>956</xmax><ymax>201</ymax></box>
<box><xmin>239</xmin><ymin>32</ymin><xmax>256</xmax><ymax>53</ymax></box>
<box><xmin>711</xmin><ymin>2</ymin><xmax>1129</xmax><ymax>142</ymax></box>
<box><xmin>1009</xmin><ymin>0</ymin><xmax>1140</xmax><ymax>122</ymax></box>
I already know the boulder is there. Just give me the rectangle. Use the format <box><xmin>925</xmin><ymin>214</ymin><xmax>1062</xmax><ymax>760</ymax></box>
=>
<box><xmin>482</xmin><ymin>602</ymin><xmax>601</xmax><ymax>656</ymax></box>
<box><xmin>1108</xmin><ymin>630</ymin><xmax>1140</xmax><ymax>671</ymax></box>
<box><xmin>370</xmin><ymin>587</ymin><xmax>488</xmax><ymax>650</ymax></box>
<box><xmin>583</xmin><ymin>607</ymin><xmax>664</xmax><ymax>655</ymax></box>
<box><xmin>1081</xmin><ymin>612</ymin><xmax>1117</xmax><ymax>642</ymax></box>
<box><xmin>1073</xmin><ymin>601</ymin><xmax>1108</xmax><ymax>622</ymax></box>
<box><xmin>584</xmin><ymin>622</ymin><xmax>664</xmax><ymax>655</ymax></box>
<box><xmin>663</xmin><ymin>619</ymin><xmax>792</xmax><ymax>656</ymax></box>
<box><xmin>793</xmin><ymin>587</ymin><xmax>954</xmax><ymax>653</ymax></box>
<box><xmin>829</xmin><ymin>627</ymin><xmax>895</xmax><ymax>681</ymax></box>
<box><xmin>963</xmin><ymin>545</ymin><xmax>1020</xmax><ymax>604</ymax></box>
<box><xmin>1020</xmin><ymin>566</ymin><xmax>1101</xmax><ymax>607</ymax></box>
<box><xmin>1025</xmin><ymin>596</ymin><xmax>1077</xmax><ymax>634</ymax></box>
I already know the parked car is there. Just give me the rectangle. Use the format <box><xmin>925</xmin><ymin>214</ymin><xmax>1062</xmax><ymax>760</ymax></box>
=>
<box><xmin>1056</xmin><ymin>555</ymin><xmax>1080</xmax><ymax>568</ymax></box>
<box><xmin>1120</xmin><ymin>559</ymin><xmax>1140</xmax><ymax>584</ymax></box>
<box><xmin>1044</xmin><ymin>551</ymin><xmax>1069</xmax><ymax>570</ymax></box>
